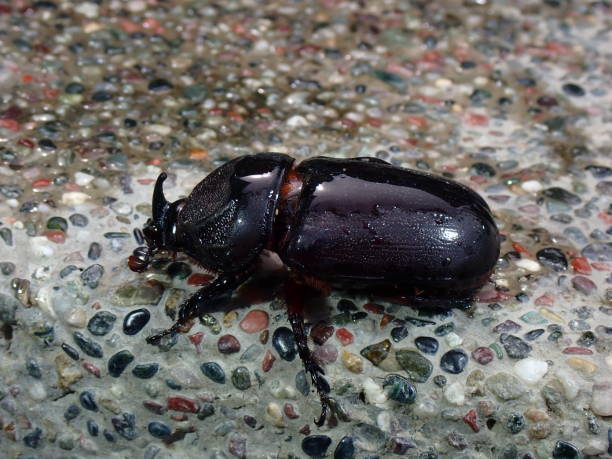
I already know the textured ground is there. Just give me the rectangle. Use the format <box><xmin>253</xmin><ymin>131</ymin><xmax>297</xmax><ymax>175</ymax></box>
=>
<box><xmin>0</xmin><ymin>0</ymin><xmax>610</xmax><ymax>458</ymax></box>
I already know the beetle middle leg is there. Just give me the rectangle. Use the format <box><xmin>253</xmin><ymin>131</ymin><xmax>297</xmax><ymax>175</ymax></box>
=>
<box><xmin>147</xmin><ymin>271</ymin><xmax>250</xmax><ymax>345</ymax></box>
<box><xmin>285</xmin><ymin>280</ymin><xmax>332</xmax><ymax>427</ymax></box>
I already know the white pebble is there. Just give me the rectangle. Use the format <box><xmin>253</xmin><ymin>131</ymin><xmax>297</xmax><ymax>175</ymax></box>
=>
<box><xmin>28</xmin><ymin>381</ymin><xmax>47</xmax><ymax>401</ymax></box>
<box><xmin>31</xmin><ymin>237</ymin><xmax>55</xmax><ymax>257</ymax></box>
<box><xmin>144</xmin><ymin>124</ymin><xmax>172</xmax><ymax>135</ymax></box>
<box><xmin>556</xmin><ymin>369</ymin><xmax>580</xmax><ymax>400</ymax></box>
<box><xmin>521</xmin><ymin>180</ymin><xmax>543</xmax><ymax>192</ymax></box>
<box><xmin>74</xmin><ymin>171</ymin><xmax>95</xmax><ymax>186</ymax></box>
<box><xmin>513</xmin><ymin>358</ymin><xmax>548</xmax><ymax>384</ymax></box>
<box><xmin>61</xmin><ymin>191</ymin><xmax>90</xmax><ymax>206</ymax></box>
<box><xmin>286</xmin><ymin>115</ymin><xmax>308</xmax><ymax>127</ymax></box>
<box><xmin>265</xmin><ymin>402</ymin><xmax>284</xmax><ymax>427</ymax></box>
<box><xmin>444</xmin><ymin>381</ymin><xmax>466</xmax><ymax>405</ymax></box>
<box><xmin>591</xmin><ymin>381</ymin><xmax>612</xmax><ymax>416</ymax></box>
<box><xmin>74</xmin><ymin>2</ymin><xmax>99</xmax><ymax>18</ymax></box>
<box><xmin>445</xmin><ymin>332</ymin><xmax>463</xmax><ymax>347</ymax></box>
<box><xmin>363</xmin><ymin>377</ymin><xmax>387</xmax><ymax>405</ymax></box>
<box><xmin>435</xmin><ymin>78</ymin><xmax>453</xmax><ymax>88</ymax></box>
<box><xmin>515</xmin><ymin>259</ymin><xmax>541</xmax><ymax>272</ymax></box>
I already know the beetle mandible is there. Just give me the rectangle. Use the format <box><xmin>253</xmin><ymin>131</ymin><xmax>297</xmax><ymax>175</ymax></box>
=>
<box><xmin>129</xmin><ymin>153</ymin><xmax>500</xmax><ymax>426</ymax></box>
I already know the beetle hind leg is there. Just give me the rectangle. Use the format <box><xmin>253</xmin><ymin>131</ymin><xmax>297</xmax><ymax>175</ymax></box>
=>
<box><xmin>285</xmin><ymin>281</ymin><xmax>332</xmax><ymax>427</ymax></box>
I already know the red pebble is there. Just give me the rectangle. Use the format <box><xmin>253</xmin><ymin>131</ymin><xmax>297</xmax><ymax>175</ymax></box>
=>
<box><xmin>472</xmin><ymin>347</ymin><xmax>494</xmax><ymax>365</ymax></box>
<box><xmin>171</xmin><ymin>413</ymin><xmax>188</xmax><ymax>421</ymax></box>
<box><xmin>336</xmin><ymin>328</ymin><xmax>354</xmax><ymax>346</ymax></box>
<box><xmin>464</xmin><ymin>113</ymin><xmax>489</xmax><ymax>127</ymax></box>
<box><xmin>512</xmin><ymin>241</ymin><xmax>533</xmax><ymax>257</ymax></box>
<box><xmin>463</xmin><ymin>409</ymin><xmax>480</xmax><ymax>432</ymax></box>
<box><xmin>363</xmin><ymin>303</ymin><xmax>385</xmax><ymax>314</ymax></box>
<box><xmin>82</xmin><ymin>361</ymin><xmax>101</xmax><ymax>378</ymax></box>
<box><xmin>143</xmin><ymin>400</ymin><xmax>166</xmax><ymax>415</ymax></box>
<box><xmin>309</xmin><ymin>323</ymin><xmax>334</xmax><ymax>345</ymax></box>
<box><xmin>262</xmin><ymin>350</ymin><xmax>276</xmax><ymax>372</ymax></box>
<box><xmin>0</xmin><ymin>119</ymin><xmax>20</xmax><ymax>131</ymax></box>
<box><xmin>299</xmin><ymin>424</ymin><xmax>311</xmax><ymax>435</ymax></box>
<box><xmin>284</xmin><ymin>403</ymin><xmax>299</xmax><ymax>419</ymax></box>
<box><xmin>239</xmin><ymin>309</ymin><xmax>269</xmax><ymax>333</ymax></box>
<box><xmin>534</xmin><ymin>293</ymin><xmax>554</xmax><ymax>306</ymax></box>
<box><xmin>380</xmin><ymin>314</ymin><xmax>394</xmax><ymax>327</ymax></box>
<box><xmin>45</xmin><ymin>231</ymin><xmax>66</xmax><ymax>244</ymax></box>
<box><xmin>32</xmin><ymin>178</ymin><xmax>51</xmax><ymax>188</ymax></box>
<box><xmin>570</xmin><ymin>257</ymin><xmax>592</xmax><ymax>275</ymax></box>
<box><xmin>167</xmin><ymin>396</ymin><xmax>199</xmax><ymax>413</ymax></box>
<box><xmin>187</xmin><ymin>273</ymin><xmax>214</xmax><ymax>286</ymax></box>
<box><xmin>592</xmin><ymin>262</ymin><xmax>611</xmax><ymax>271</ymax></box>
<box><xmin>188</xmin><ymin>331</ymin><xmax>204</xmax><ymax>353</ymax></box>
<box><xmin>562</xmin><ymin>347</ymin><xmax>593</xmax><ymax>355</ymax></box>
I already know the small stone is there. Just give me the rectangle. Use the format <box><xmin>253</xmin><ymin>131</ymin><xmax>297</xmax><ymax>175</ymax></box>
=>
<box><xmin>218</xmin><ymin>334</ymin><xmax>241</xmax><ymax>354</ymax></box>
<box><xmin>79</xmin><ymin>391</ymin><xmax>98</xmax><ymax>411</ymax></box>
<box><xmin>382</xmin><ymin>374</ymin><xmax>417</xmax><ymax>404</ymax></box>
<box><xmin>64</xmin><ymin>403</ymin><xmax>80</xmax><ymax>421</ymax></box>
<box><xmin>239</xmin><ymin>309</ymin><xmax>269</xmax><ymax>333</ymax></box>
<box><xmin>46</xmin><ymin>216</ymin><xmax>68</xmax><ymax>232</ymax></box>
<box><xmin>591</xmin><ymin>381</ymin><xmax>612</xmax><ymax>416</ymax></box>
<box><xmin>582</xmin><ymin>243</ymin><xmax>612</xmax><ymax>261</ymax></box>
<box><xmin>132</xmin><ymin>363</ymin><xmax>159</xmax><ymax>379</ymax></box>
<box><xmin>553</xmin><ymin>440</ymin><xmax>581</xmax><ymax>459</ymax></box>
<box><xmin>542</xmin><ymin>187</ymin><xmax>582</xmax><ymax>205</ymax></box>
<box><xmin>228</xmin><ymin>433</ymin><xmax>247</xmax><ymax>459</ymax></box>
<box><xmin>414</xmin><ymin>336</ymin><xmax>439</xmax><ymax>354</ymax></box>
<box><xmin>500</xmin><ymin>333</ymin><xmax>532</xmax><ymax>359</ymax></box>
<box><xmin>537</xmin><ymin>248</ymin><xmax>568</xmax><ymax>272</ymax></box>
<box><xmin>335</xmin><ymin>328</ymin><xmax>354</xmax><ymax>345</ymax></box>
<box><xmin>123</xmin><ymin>308</ymin><xmax>151</xmax><ymax>336</ymax></box>
<box><xmin>390</xmin><ymin>326</ymin><xmax>408</xmax><ymax>342</ymax></box>
<box><xmin>440</xmin><ymin>349</ymin><xmax>468</xmax><ymax>374</ymax></box>
<box><xmin>433</xmin><ymin>375</ymin><xmax>447</xmax><ymax>387</ymax></box>
<box><xmin>396</xmin><ymin>349</ymin><xmax>433</xmax><ymax>383</ymax></box>
<box><xmin>73</xmin><ymin>331</ymin><xmax>103</xmax><ymax>358</ymax></box>
<box><xmin>505</xmin><ymin>413</ymin><xmax>525</xmax><ymax>434</ymax></box>
<box><xmin>302</xmin><ymin>435</ymin><xmax>332</xmax><ymax>458</ymax></box>
<box><xmin>485</xmin><ymin>372</ymin><xmax>526</xmax><ymax>400</ymax></box>
<box><xmin>81</xmin><ymin>264</ymin><xmax>104</xmax><ymax>289</ymax></box>
<box><xmin>363</xmin><ymin>377</ymin><xmax>387</xmax><ymax>405</ymax></box>
<box><xmin>444</xmin><ymin>381</ymin><xmax>466</xmax><ymax>406</ymax></box>
<box><xmin>0</xmin><ymin>262</ymin><xmax>15</xmax><ymax>276</ymax></box>
<box><xmin>87</xmin><ymin>311</ymin><xmax>116</xmax><ymax>336</ymax></box>
<box><xmin>112</xmin><ymin>412</ymin><xmax>137</xmax><ymax>440</ymax></box>
<box><xmin>513</xmin><ymin>358</ymin><xmax>548</xmax><ymax>384</ymax></box>
<box><xmin>272</xmin><ymin>327</ymin><xmax>296</xmax><ymax>361</ymax></box>
<box><xmin>231</xmin><ymin>367</ymin><xmax>251</xmax><ymax>390</ymax></box>
<box><xmin>148</xmin><ymin>421</ymin><xmax>171</xmax><ymax>439</ymax></box>
<box><xmin>360</xmin><ymin>339</ymin><xmax>391</xmax><ymax>366</ymax></box>
<box><xmin>310</xmin><ymin>323</ymin><xmax>334</xmax><ymax>345</ymax></box>
<box><xmin>108</xmin><ymin>350</ymin><xmax>134</xmax><ymax>377</ymax></box>
<box><xmin>200</xmin><ymin>362</ymin><xmax>225</xmax><ymax>384</ymax></box>
<box><xmin>334</xmin><ymin>436</ymin><xmax>355</xmax><ymax>459</ymax></box>
<box><xmin>69</xmin><ymin>213</ymin><xmax>88</xmax><ymax>227</ymax></box>
<box><xmin>572</xmin><ymin>276</ymin><xmax>597</xmax><ymax>295</ymax></box>
<box><xmin>493</xmin><ymin>320</ymin><xmax>522</xmax><ymax>333</ymax></box>
<box><xmin>562</xmin><ymin>83</ymin><xmax>585</xmax><ymax>97</ymax></box>
<box><xmin>341</xmin><ymin>350</ymin><xmax>363</xmax><ymax>373</ymax></box>
<box><xmin>434</xmin><ymin>322</ymin><xmax>454</xmax><ymax>336</ymax></box>
<box><xmin>87</xmin><ymin>242</ymin><xmax>102</xmax><ymax>260</ymax></box>
<box><xmin>167</xmin><ymin>396</ymin><xmax>199</xmax><ymax>413</ymax></box>
<box><xmin>447</xmin><ymin>431</ymin><xmax>467</xmax><ymax>450</ymax></box>
<box><xmin>24</xmin><ymin>427</ymin><xmax>43</xmax><ymax>448</ymax></box>
<box><xmin>313</xmin><ymin>343</ymin><xmax>338</xmax><ymax>364</ymax></box>
<box><xmin>472</xmin><ymin>347</ymin><xmax>494</xmax><ymax>365</ymax></box>
<box><xmin>112</xmin><ymin>280</ymin><xmax>164</xmax><ymax>306</ymax></box>
<box><xmin>295</xmin><ymin>370</ymin><xmax>310</xmax><ymax>396</ymax></box>
<box><xmin>148</xmin><ymin>78</ymin><xmax>173</xmax><ymax>92</ymax></box>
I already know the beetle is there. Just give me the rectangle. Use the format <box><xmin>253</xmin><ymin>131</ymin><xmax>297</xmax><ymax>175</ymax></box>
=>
<box><xmin>129</xmin><ymin>153</ymin><xmax>500</xmax><ymax>426</ymax></box>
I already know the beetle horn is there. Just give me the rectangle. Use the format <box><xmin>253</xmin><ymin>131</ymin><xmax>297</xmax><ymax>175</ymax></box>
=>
<box><xmin>152</xmin><ymin>172</ymin><xmax>169</xmax><ymax>222</ymax></box>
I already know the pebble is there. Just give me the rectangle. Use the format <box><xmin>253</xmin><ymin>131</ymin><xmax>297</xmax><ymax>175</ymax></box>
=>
<box><xmin>239</xmin><ymin>309</ymin><xmax>269</xmax><ymax>333</ymax></box>
<box><xmin>341</xmin><ymin>350</ymin><xmax>363</xmax><ymax>373</ymax></box>
<box><xmin>108</xmin><ymin>350</ymin><xmax>134</xmax><ymax>377</ymax></box>
<box><xmin>23</xmin><ymin>427</ymin><xmax>43</xmax><ymax>448</ymax></box>
<box><xmin>444</xmin><ymin>381</ymin><xmax>466</xmax><ymax>406</ymax></box>
<box><xmin>272</xmin><ymin>327</ymin><xmax>296</xmax><ymax>361</ymax></box>
<box><xmin>79</xmin><ymin>391</ymin><xmax>98</xmax><ymax>411</ymax></box>
<box><xmin>302</xmin><ymin>435</ymin><xmax>332</xmax><ymax>458</ymax></box>
<box><xmin>396</xmin><ymin>349</ymin><xmax>433</xmax><ymax>382</ymax></box>
<box><xmin>485</xmin><ymin>372</ymin><xmax>526</xmax><ymax>400</ymax></box>
<box><xmin>231</xmin><ymin>366</ymin><xmax>251</xmax><ymax>390</ymax></box>
<box><xmin>572</xmin><ymin>276</ymin><xmax>597</xmax><ymax>295</ymax></box>
<box><xmin>553</xmin><ymin>440</ymin><xmax>581</xmax><ymax>458</ymax></box>
<box><xmin>200</xmin><ymin>362</ymin><xmax>226</xmax><ymax>384</ymax></box>
<box><xmin>87</xmin><ymin>242</ymin><xmax>102</xmax><ymax>260</ymax></box>
<box><xmin>218</xmin><ymin>334</ymin><xmax>241</xmax><ymax>354</ymax></box>
<box><xmin>472</xmin><ymin>346</ymin><xmax>494</xmax><ymax>365</ymax></box>
<box><xmin>562</xmin><ymin>83</ymin><xmax>585</xmax><ymax>97</ymax></box>
<box><xmin>80</xmin><ymin>264</ymin><xmax>104</xmax><ymax>288</ymax></box>
<box><xmin>310</xmin><ymin>323</ymin><xmax>334</xmax><ymax>345</ymax></box>
<box><xmin>87</xmin><ymin>311</ymin><xmax>116</xmax><ymax>336</ymax></box>
<box><xmin>123</xmin><ymin>308</ymin><xmax>150</xmax><ymax>335</ymax></box>
<box><xmin>148</xmin><ymin>421</ymin><xmax>171</xmax><ymax>439</ymax></box>
<box><xmin>390</xmin><ymin>326</ymin><xmax>408</xmax><ymax>342</ymax></box>
<box><xmin>112</xmin><ymin>412</ymin><xmax>137</xmax><ymax>440</ymax></box>
<box><xmin>73</xmin><ymin>331</ymin><xmax>103</xmax><ymax>358</ymax></box>
<box><xmin>382</xmin><ymin>374</ymin><xmax>417</xmax><ymax>404</ymax></box>
<box><xmin>582</xmin><ymin>243</ymin><xmax>612</xmax><ymax>261</ymax></box>
<box><xmin>513</xmin><ymin>358</ymin><xmax>548</xmax><ymax>384</ymax></box>
<box><xmin>536</xmin><ymin>248</ymin><xmax>567</xmax><ymax>271</ymax></box>
<box><xmin>414</xmin><ymin>336</ymin><xmax>439</xmax><ymax>354</ymax></box>
<box><xmin>591</xmin><ymin>381</ymin><xmax>612</xmax><ymax>416</ymax></box>
<box><xmin>132</xmin><ymin>363</ymin><xmax>159</xmax><ymax>379</ymax></box>
<box><xmin>69</xmin><ymin>213</ymin><xmax>88</xmax><ymax>227</ymax></box>
<box><xmin>334</xmin><ymin>436</ymin><xmax>355</xmax><ymax>459</ymax></box>
<box><xmin>440</xmin><ymin>349</ymin><xmax>468</xmax><ymax>374</ymax></box>
<box><xmin>500</xmin><ymin>333</ymin><xmax>532</xmax><ymax>359</ymax></box>
<box><xmin>360</xmin><ymin>339</ymin><xmax>391</xmax><ymax>366</ymax></box>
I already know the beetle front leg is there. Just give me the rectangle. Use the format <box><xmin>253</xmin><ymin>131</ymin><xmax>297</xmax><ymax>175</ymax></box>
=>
<box><xmin>285</xmin><ymin>281</ymin><xmax>331</xmax><ymax>427</ymax></box>
<box><xmin>147</xmin><ymin>271</ymin><xmax>249</xmax><ymax>345</ymax></box>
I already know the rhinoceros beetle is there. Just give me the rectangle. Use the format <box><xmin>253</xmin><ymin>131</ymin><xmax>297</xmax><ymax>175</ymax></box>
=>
<box><xmin>129</xmin><ymin>153</ymin><xmax>500</xmax><ymax>426</ymax></box>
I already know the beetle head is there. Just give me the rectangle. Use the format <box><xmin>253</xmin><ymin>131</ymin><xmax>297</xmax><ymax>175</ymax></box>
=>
<box><xmin>128</xmin><ymin>172</ymin><xmax>183</xmax><ymax>272</ymax></box>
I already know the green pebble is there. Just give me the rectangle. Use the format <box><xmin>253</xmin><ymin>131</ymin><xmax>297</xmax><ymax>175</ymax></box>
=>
<box><xmin>46</xmin><ymin>216</ymin><xmax>68</xmax><ymax>232</ymax></box>
<box><xmin>519</xmin><ymin>311</ymin><xmax>547</xmax><ymax>325</ymax></box>
<box><xmin>490</xmin><ymin>343</ymin><xmax>504</xmax><ymax>360</ymax></box>
<box><xmin>231</xmin><ymin>366</ymin><xmax>251</xmax><ymax>390</ymax></box>
<box><xmin>396</xmin><ymin>349</ymin><xmax>433</xmax><ymax>383</ymax></box>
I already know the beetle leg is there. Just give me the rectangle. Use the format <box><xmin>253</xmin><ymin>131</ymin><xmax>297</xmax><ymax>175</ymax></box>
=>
<box><xmin>146</xmin><ymin>271</ymin><xmax>250</xmax><ymax>345</ymax></box>
<box><xmin>285</xmin><ymin>281</ymin><xmax>331</xmax><ymax>427</ymax></box>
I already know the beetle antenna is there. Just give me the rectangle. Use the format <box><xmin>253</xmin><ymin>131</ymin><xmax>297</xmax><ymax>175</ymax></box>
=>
<box><xmin>152</xmin><ymin>172</ymin><xmax>169</xmax><ymax>222</ymax></box>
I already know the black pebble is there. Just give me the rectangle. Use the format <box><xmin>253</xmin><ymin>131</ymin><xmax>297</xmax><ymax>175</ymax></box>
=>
<box><xmin>123</xmin><ymin>308</ymin><xmax>150</xmax><ymax>335</ymax></box>
<box><xmin>132</xmin><ymin>363</ymin><xmax>159</xmax><ymax>379</ymax></box>
<box><xmin>87</xmin><ymin>419</ymin><xmax>99</xmax><ymax>436</ymax></box>
<box><xmin>414</xmin><ymin>336</ymin><xmax>439</xmax><ymax>355</ymax></box>
<box><xmin>302</xmin><ymin>435</ymin><xmax>332</xmax><ymax>458</ymax></box>
<box><xmin>64</xmin><ymin>404</ymin><xmax>80</xmax><ymax>421</ymax></box>
<box><xmin>148</xmin><ymin>78</ymin><xmax>173</xmax><ymax>92</ymax></box>
<box><xmin>272</xmin><ymin>327</ymin><xmax>297</xmax><ymax>361</ymax></box>
<box><xmin>536</xmin><ymin>247</ymin><xmax>568</xmax><ymax>272</ymax></box>
<box><xmin>112</xmin><ymin>412</ymin><xmax>137</xmax><ymax>440</ymax></box>
<box><xmin>108</xmin><ymin>350</ymin><xmax>134</xmax><ymax>377</ymax></box>
<box><xmin>79</xmin><ymin>391</ymin><xmax>98</xmax><ymax>411</ymax></box>
<box><xmin>562</xmin><ymin>83</ymin><xmax>585</xmax><ymax>97</ymax></box>
<box><xmin>440</xmin><ymin>349</ymin><xmax>468</xmax><ymax>374</ymax></box>
<box><xmin>334</xmin><ymin>436</ymin><xmax>355</xmax><ymax>459</ymax></box>
<box><xmin>23</xmin><ymin>427</ymin><xmax>43</xmax><ymax>448</ymax></box>
<box><xmin>61</xmin><ymin>342</ymin><xmax>80</xmax><ymax>360</ymax></box>
<box><xmin>390</xmin><ymin>326</ymin><xmax>408</xmax><ymax>342</ymax></box>
<box><xmin>87</xmin><ymin>311</ymin><xmax>116</xmax><ymax>336</ymax></box>
<box><xmin>553</xmin><ymin>440</ymin><xmax>581</xmax><ymax>458</ymax></box>
<box><xmin>73</xmin><ymin>332</ymin><xmax>103</xmax><ymax>358</ymax></box>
